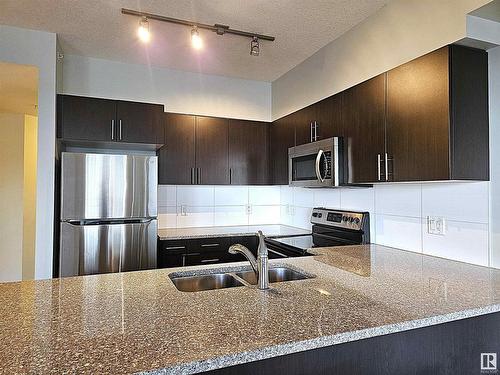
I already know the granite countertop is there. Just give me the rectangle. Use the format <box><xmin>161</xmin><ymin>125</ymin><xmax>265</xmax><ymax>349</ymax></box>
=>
<box><xmin>157</xmin><ymin>224</ymin><xmax>311</xmax><ymax>240</ymax></box>
<box><xmin>1</xmin><ymin>245</ymin><xmax>500</xmax><ymax>374</ymax></box>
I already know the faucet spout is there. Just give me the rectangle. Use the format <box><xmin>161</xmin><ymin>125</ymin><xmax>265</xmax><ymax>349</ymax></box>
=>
<box><xmin>228</xmin><ymin>244</ymin><xmax>258</xmax><ymax>273</ymax></box>
<box><xmin>228</xmin><ymin>230</ymin><xmax>269</xmax><ymax>290</ymax></box>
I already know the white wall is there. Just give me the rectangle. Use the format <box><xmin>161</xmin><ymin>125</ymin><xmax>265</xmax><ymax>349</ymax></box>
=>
<box><xmin>272</xmin><ymin>0</ymin><xmax>490</xmax><ymax>119</ymax></box>
<box><xmin>157</xmin><ymin>186</ymin><xmax>281</xmax><ymax>228</ymax></box>
<box><xmin>489</xmin><ymin>46</ymin><xmax>500</xmax><ymax>268</ymax></box>
<box><xmin>0</xmin><ymin>25</ymin><xmax>57</xmax><ymax>280</ymax></box>
<box><xmin>281</xmin><ymin>183</ymin><xmax>491</xmax><ymax>267</ymax></box>
<box><xmin>62</xmin><ymin>55</ymin><xmax>271</xmax><ymax>122</ymax></box>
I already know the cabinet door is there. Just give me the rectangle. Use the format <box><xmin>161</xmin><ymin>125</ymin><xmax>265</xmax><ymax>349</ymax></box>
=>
<box><xmin>270</xmin><ymin>115</ymin><xmax>295</xmax><ymax>185</ymax></box>
<box><xmin>386</xmin><ymin>47</ymin><xmax>450</xmax><ymax>181</ymax></box>
<box><xmin>57</xmin><ymin>95</ymin><xmax>116</xmax><ymax>142</ymax></box>
<box><xmin>314</xmin><ymin>94</ymin><xmax>343</xmax><ymax>140</ymax></box>
<box><xmin>343</xmin><ymin>75</ymin><xmax>386</xmax><ymax>183</ymax></box>
<box><xmin>195</xmin><ymin>116</ymin><xmax>229</xmax><ymax>185</ymax></box>
<box><xmin>158</xmin><ymin>113</ymin><xmax>196</xmax><ymax>185</ymax></box>
<box><xmin>293</xmin><ymin>105</ymin><xmax>317</xmax><ymax>146</ymax></box>
<box><xmin>116</xmin><ymin>101</ymin><xmax>164</xmax><ymax>144</ymax></box>
<box><xmin>228</xmin><ymin>119</ymin><xmax>270</xmax><ymax>185</ymax></box>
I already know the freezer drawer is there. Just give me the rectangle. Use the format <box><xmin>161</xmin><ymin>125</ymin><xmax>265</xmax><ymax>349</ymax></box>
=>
<box><xmin>61</xmin><ymin>152</ymin><xmax>157</xmax><ymax>220</ymax></box>
<box><xmin>60</xmin><ymin>220</ymin><xmax>157</xmax><ymax>277</ymax></box>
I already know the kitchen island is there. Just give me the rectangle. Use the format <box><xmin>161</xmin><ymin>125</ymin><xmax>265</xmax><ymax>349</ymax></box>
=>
<box><xmin>1</xmin><ymin>245</ymin><xmax>499</xmax><ymax>374</ymax></box>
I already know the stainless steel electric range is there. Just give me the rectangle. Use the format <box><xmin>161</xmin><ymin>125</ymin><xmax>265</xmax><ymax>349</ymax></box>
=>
<box><xmin>265</xmin><ymin>208</ymin><xmax>370</xmax><ymax>259</ymax></box>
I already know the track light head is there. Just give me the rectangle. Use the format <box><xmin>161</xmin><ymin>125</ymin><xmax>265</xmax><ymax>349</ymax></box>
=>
<box><xmin>137</xmin><ymin>17</ymin><xmax>150</xmax><ymax>43</ymax></box>
<box><xmin>250</xmin><ymin>36</ymin><xmax>260</xmax><ymax>56</ymax></box>
<box><xmin>191</xmin><ymin>26</ymin><xmax>203</xmax><ymax>50</ymax></box>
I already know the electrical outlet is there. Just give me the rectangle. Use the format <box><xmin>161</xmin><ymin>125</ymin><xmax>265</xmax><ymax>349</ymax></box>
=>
<box><xmin>246</xmin><ymin>205</ymin><xmax>252</xmax><ymax>215</ymax></box>
<box><xmin>180</xmin><ymin>205</ymin><xmax>187</xmax><ymax>216</ymax></box>
<box><xmin>427</xmin><ymin>216</ymin><xmax>446</xmax><ymax>235</ymax></box>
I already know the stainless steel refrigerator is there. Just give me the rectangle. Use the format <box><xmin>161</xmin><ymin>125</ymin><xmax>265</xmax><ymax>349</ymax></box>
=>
<box><xmin>59</xmin><ymin>152</ymin><xmax>157</xmax><ymax>277</ymax></box>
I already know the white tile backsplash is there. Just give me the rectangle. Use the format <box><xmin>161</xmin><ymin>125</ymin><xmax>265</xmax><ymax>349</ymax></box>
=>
<box><xmin>177</xmin><ymin>185</ymin><xmax>214</xmax><ymax>206</ymax></box>
<box><xmin>248</xmin><ymin>186</ymin><xmax>281</xmax><ymax>205</ymax></box>
<box><xmin>374</xmin><ymin>184</ymin><xmax>421</xmax><ymax>217</ymax></box>
<box><xmin>249</xmin><ymin>205</ymin><xmax>281</xmax><ymax>225</ymax></box>
<box><xmin>422</xmin><ymin>182</ymin><xmax>489</xmax><ymax>224</ymax></box>
<box><xmin>375</xmin><ymin>214</ymin><xmax>422</xmax><ymax>253</ymax></box>
<box><xmin>214</xmin><ymin>205</ymin><xmax>248</xmax><ymax>226</ymax></box>
<box><xmin>214</xmin><ymin>186</ymin><xmax>248</xmax><ymax>206</ymax></box>
<box><xmin>158</xmin><ymin>182</ymin><xmax>492</xmax><ymax>267</ymax></box>
<box><xmin>313</xmin><ymin>189</ymin><xmax>341</xmax><ymax>208</ymax></box>
<box><xmin>422</xmin><ymin>220</ymin><xmax>489</xmax><ymax>266</ymax></box>
<box><xmin>176</xmin><ymin>206</ymin><xmax>214</xmax><ymax>228</ymax></box>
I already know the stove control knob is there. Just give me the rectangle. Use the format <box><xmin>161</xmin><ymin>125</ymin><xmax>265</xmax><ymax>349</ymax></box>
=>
<box><xmin>318</xmin><ymin>213</ymin><xmax>322</xmax><ymax>218</ymax></box>
<box><xmin>354</xmin><ymin>218</ymin><xmax>360</xmax><ymax>224</ymax></box>
<box><xmin>348</xmin><ymin>217</ymin><xmax>354</xmax><ymax>223</ymax></box>
<box><xmin>342</xmin><ymin>216</ymin><xmax>348</xmax><ymax>222</ymax></box>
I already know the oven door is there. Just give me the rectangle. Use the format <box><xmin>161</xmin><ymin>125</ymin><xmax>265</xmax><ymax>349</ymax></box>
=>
<box><xmin>289</xmin><ymin>137</ymin><xmax>339</xmax><ymax>187</ymax></box>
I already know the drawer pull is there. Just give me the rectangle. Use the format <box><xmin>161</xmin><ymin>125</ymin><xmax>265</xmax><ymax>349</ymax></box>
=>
<box><xmin>185</xmin><ymin>253</ymin><xmax>201</xmax><ymax>256</ymax></box>
<box><xmin>165</xmin><ymin>246</ymin><xmax>186</xmax><ymax>250</ymax></box>
<box><xmin>201</xmin><ymin>243</ymin><xmax>220</xmax><ymax>247</ymax></box>
<box><xmin>200</xmin><ymin>258</ymin><xmax>220</xmax><ymax>263</ymax></box>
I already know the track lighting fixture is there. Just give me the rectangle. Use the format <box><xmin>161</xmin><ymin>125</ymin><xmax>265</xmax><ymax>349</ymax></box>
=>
<box><xmin>250</xmin><ymin>36</ymin><xmax>260</xmax><ymax>56</ymax></box>
<box><xmin>191</xmin><ymin>26</ymin><xmax>203</xmax><ymax>50</ymax></box>
<box><xmin>137</xmin><ymin>17</ymin><xmax>150</xmax><ymax>43</ymax></box>
<box><xmin>122</xmin><ymin>8</ymin><xmax>275</xmax><ymax>55</ymax></box>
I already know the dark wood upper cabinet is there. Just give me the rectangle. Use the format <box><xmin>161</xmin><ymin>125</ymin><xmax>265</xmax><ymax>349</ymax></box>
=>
<box><xmin>195</xmin><ymin>116</ymin><xmax>229</xmax><ymax>185</ymax></box>
<box><xmin>293</xmin><ymin>105</ymin><xmax>317</xmax><ymax>146</ymax></box>
<box><xmin>228</xmin><ymin>119</ymin><xmax>269</xmax><ymax>185</ymax></box>
<box><xmin>57</xmin><ymin>95</ymin><xmax>165</xmax><ymax>146</ymax></box>
<box><xmin>57</xmin><ymin>95</ymin><xmax>116</xmax><ymax>142</ymax></box>
<box><xmin>386</xmin><ymin>45</ymin><xmax>488</xmax><ymax>182</ymax></box>
<box><xmin>116</xmin><ymin>101</ymin><xmax>164</xmax><ymax>144</ymax></box>
<box><xmin>270</xmin><ymin>115</ymin><xmax>295</xmax><ymax>185</ymax></box>
<box><xmin>313</xmin><ymin>94</ymin><xmax>343</xmax><ymax>141</ymax></box>
<box><xmin>158</xmin><ymin>113</ymin><xmax>196</xmax><ymax>185</ymax></box>
<box><xmin>343</xmin><ymin>75</ymin><xmax>386</xmax><ymax>183</ymax></box>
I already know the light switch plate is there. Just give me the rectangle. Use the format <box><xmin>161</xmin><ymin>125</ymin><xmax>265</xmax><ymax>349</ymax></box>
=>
<box><xmin>427</xmin><ymin>216</ymin><xmax>446</xmax><ymax>235</ymax></box>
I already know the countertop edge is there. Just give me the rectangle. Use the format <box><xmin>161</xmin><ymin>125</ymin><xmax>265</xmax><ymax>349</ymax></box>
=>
<box><xmin>139</xmin><ymin>304</ymin><xmax>500</xmax><ymax>375</ymax></box>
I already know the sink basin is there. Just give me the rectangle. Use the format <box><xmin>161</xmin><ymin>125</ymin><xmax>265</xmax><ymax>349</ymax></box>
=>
<box><xmin>170</xmin><ymin>273</ymin><xmax>244</xmax><ymax>292</ymax></box>
<box><xmin>234</xmin><ymin>267</ymin><xmax>312</xmax><ymax>285</ymax></box>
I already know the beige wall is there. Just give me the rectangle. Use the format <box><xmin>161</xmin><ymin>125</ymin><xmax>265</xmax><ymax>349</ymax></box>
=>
<box><xmin>0</xmin><ymin>113</ymin><xmax>38</xmax><ymax>282</ymax></box>
<box><xmin>0</xmin><ymin>113</ymin><xmax>25</xmax><ymax>282</ymax></box>
<box><xmin>272</xmin><ymin>0</ymin><xmax>491</xmax><ymax>119</ymax></box>
<box><xmin>23</xmin><ymin>115</ymin><xmax>37</xmax><ymax>280</ymax></box>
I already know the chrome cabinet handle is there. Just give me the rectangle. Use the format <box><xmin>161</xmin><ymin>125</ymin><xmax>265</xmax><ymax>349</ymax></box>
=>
<box><xmin>201</xmin><ymin>243</ymin><xmax>220</xmax><ymax>248</ymax></box>
<box><xmin>111</xmin><ymin>119</ymin><xmax>115</xmax><ymax>140</ymax></box>
<box><xmin>310</xmin><ymin>122</ymin><xmax>313</xmax><ymax>142</ymax></box>
<box><xmin>377</xmin><ymin>154</ymin><xmax>382</xmax><ymax>181</ymax></box>
<box><xmin>165</xmin><ymin>246</ymin><xmax>186</xmax><ymax>250</ymax></box>
<box><xmin>385</xmin><ymin>153</ymin><xmax>391</xmax><ymax>181</ymax></box>
<box><xmin>314</xmin><ymin>121</ymin><xmax>318</xmax><ymax>141</ymax></box>
<box><xmin>200</xmin><ymin>258</ymin><xmax>220</xmax><ymax>263</ymax></box>
<box><xmin>119</xmin><ymin>119</ymin><xmax>123</xmax><ymax>140</ymax></box>
<box><xmin>190</xmin><ymin>168</ymin><xmax>195</xmax><ymax>185</ymax></box>
<box><xmin>315</xmin><ymin>149</ymin><xmax>326</xmax><ymax>182</ymax></box>
<box><xmin>229</xmin><ymin>168</ymin><xmax>232</xmax><ymax>184</ymax></box>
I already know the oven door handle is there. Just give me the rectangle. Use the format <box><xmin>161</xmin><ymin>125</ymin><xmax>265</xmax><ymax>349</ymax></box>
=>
<box><xmin>315</xmin><ymin>149</ymin><xmax>326</xmax><ymax>183</ymax></box>
<box><xmin>268</xmin><ymin>248</ymin><xmax>290</xmax><ymax>258</ymax></box>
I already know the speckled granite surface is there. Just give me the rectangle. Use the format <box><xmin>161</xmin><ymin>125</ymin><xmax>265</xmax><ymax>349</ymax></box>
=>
<box><xmin>1</xmin><ymin>244</ymin><xmax>500</xmax><ymax>374</ymax></box>
<box><xmin>157</xmin><ymin>224</ymin><xmax>311</xmax><ymax>240</ymax></box>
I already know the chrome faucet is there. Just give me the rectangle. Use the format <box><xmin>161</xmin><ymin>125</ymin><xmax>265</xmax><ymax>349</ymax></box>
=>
<box><xmin>229</xmin><ymin>230</ymin><xmax>269</xmax><ymax>289</ymax></box>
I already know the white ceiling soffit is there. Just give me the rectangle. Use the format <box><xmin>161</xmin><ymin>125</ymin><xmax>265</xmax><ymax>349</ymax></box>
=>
<box><xmin>0</xmin><ymin>62</ymin><xmax>38</xmax><ymax>116</ymax></box>
<box><xmin>0</xmin><ymin>0</ymin><xmax>388</xmax><ymax>82</ymax></box>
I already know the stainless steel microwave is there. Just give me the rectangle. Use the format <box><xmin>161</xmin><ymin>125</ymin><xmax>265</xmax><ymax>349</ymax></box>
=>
<box><xmin>288</xmin><ymin>137</ymin><xmax>343</xmax><ymax>187</ymax></box>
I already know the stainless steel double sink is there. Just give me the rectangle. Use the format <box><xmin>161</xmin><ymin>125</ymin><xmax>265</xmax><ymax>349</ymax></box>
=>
<box><xmin>169</xmin><ymin>265</ymin><xmax>314</xmax><ymax>292</ymax></box>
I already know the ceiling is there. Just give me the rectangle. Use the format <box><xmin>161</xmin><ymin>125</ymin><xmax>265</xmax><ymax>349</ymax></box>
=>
<box><xmin>470</xmin><ymin>0</ymin><xmax>500</xmax><ymax>22</ymax></box>
<box><xmin>0</xmin><ymin>62</ymin><xmax>38</xmax><ymax>116</ymax></box>
<box><xmin>0</xmin><ymin>0</ymin><xmax>388</xmax><ymax>82</ymax></box>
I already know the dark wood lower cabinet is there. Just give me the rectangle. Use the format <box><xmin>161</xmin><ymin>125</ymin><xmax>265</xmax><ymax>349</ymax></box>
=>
<box><xmin>207</xmin><ymin>312</ymin><xmax>500</xmax><ymax>375</ymax></box>
<box><xmin>157</xmin><ymin>236</ymin><xmax>258</xmax><ymax>268</ymax></box>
